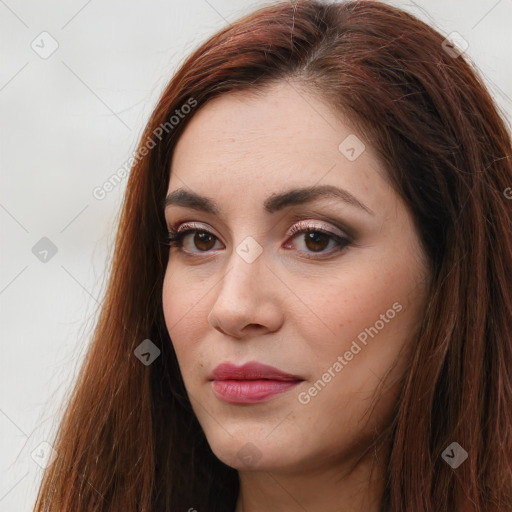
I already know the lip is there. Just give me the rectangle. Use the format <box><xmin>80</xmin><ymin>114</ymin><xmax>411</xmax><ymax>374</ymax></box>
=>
<box><xmin>209</xmin><ymin>361</ymin><xmax>303</xmax><ymax>381</ymax></box>
<box><xmin>209</xmin><ymin>361</ymin><xmax>304</xmax><ymax>404</ymax></box>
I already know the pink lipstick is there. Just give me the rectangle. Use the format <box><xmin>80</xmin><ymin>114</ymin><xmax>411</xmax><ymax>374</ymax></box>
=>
<box><xmin>208</xmin><ymin>361</ymin><xmax>303</xmax><ymax>404</ymax></box>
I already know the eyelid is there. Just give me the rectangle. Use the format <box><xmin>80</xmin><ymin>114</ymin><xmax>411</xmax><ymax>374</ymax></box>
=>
<box><xmin>172</xmin><ymin>221</ymin><xmax>219</xmax><ymax>237</ymax></box>
<box><xmin>286</xmin><ymin>219</ymin><xmax>349</xmax><ymax>240</ymax></box>
<box><xmin>286</xmin><ymin>211</ymin><xmax>357</xmax><ymax>239</ymax></box>
<box><xmin>169</xmin><ymin>218</ymin><xmax>350</xmax><ymax>243</ymax></box>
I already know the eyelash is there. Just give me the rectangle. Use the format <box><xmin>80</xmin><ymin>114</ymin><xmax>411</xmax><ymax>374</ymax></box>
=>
<box><xmin>165</xmin><ymin>220</ymin><xmax>351</xmax><ymax>260</ymax></box>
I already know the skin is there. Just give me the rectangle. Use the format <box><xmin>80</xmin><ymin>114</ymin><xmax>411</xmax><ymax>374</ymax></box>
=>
<box><xmin>162</xmin><ymin>79</ymin><xmax>431</xmax><ymax>512</ymax></box>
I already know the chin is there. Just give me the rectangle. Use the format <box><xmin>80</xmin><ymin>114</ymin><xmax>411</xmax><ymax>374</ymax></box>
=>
<box><xmin>205</xmin><ymin>431</ymin><xmax>299</xmax><ymax>471</ymax></box>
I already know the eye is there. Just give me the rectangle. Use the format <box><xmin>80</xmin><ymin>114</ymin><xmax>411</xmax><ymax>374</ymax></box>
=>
<box><xmin>283</xmin><ymin>220</ymin><xmax>350</xmax><ymax>258</ymax></box>
<box><xmin>166</xmin><ymin>223</ymin><xmax>222</xmax><ymax>253</ymax></box>
<box><xmin>165</xmin><ymin>220</ymin><xmax>351</xmax><ymax>259</ymax></box>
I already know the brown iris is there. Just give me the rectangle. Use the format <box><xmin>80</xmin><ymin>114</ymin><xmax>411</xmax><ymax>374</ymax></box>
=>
<box><xmin>303</xmin><ymin>231</ymin><xmax>330</xmax><ymax>252</ymax></box>
<box><xmin>194</xmin><ymin>232</ymin><xmax>216</xmax><ymax>251</ymax></box>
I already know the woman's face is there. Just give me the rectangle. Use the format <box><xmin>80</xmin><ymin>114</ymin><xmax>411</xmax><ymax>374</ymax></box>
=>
<box><xmin>162</xmin><ymin>80</ymin><xmax>430</xmax><ymax>473</ymax></box>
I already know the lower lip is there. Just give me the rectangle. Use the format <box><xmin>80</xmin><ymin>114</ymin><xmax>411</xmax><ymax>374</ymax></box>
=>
<box><xmin>211</xmin><ymin>379</ymin><xmax>302</xmax><ymax>404</ymax></box>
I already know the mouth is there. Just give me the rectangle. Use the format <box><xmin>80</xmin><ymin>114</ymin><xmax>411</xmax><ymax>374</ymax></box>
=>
<box><xmin>210</xmin><ymin>379</ymin><xmax>303</xmax><ymax>404</ymax></box>
<box><xmin>208</xmin><ymin>361</ymin><xmax>304</xmax><ymax>404</ymax></box>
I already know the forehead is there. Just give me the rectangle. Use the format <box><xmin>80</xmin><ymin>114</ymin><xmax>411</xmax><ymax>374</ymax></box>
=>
<box><xmin>167</xmin><ymin>80</ymin><xmax>388</xmax><ymax>214</ymax></box>
<box><xmin>172</xmin><ymin>82</ymin><xmax>355</xmax><ymax>169</ymax></box>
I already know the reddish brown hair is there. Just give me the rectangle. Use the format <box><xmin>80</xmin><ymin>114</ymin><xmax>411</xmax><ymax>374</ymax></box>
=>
<box><xmin>34</xmin><ymin>1</ymin><xmax>512</xmax><ymax>511</ymax></box>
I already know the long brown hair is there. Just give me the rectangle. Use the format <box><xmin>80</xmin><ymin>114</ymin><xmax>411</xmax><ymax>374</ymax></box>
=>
<box><xmin>34</xmin><ymin>1</ymin><xmax>512</xmax><ymax>511</ymax></box>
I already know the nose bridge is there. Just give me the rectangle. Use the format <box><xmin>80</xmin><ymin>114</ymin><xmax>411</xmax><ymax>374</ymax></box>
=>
<box><xmin>221</xmin><ymin>236</ymin><xmax>265</xmax><ymax>298</ymax></box>
<box><xmin>207</xmin><ymin>236</ymin><xmax>278</xmax><ymax>335</ymax></box>
<box><xmin>208</xmin><ymin>227</ymin><xmax>284</xmax><ymax>338</ymax></box>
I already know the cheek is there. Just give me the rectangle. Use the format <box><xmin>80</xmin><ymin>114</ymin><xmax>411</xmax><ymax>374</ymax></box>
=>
<box><xmin>292</xmin><ymin>264</ymin><xmax>411</xmax><ymax>352</ymax></box>
<box><xmin>291</xmin><ymin>268</ymin><xmax>424</xmax><ymax>444</ymax></box>
<box><xmin>162</xmin><ymin>265</ymin><xmax>208</xmax><ymax>374</ymax></box>
<box><xmin>293</xmin><ymin>256</ymin><xmax>426</xmax><ymax>395</ymax></box>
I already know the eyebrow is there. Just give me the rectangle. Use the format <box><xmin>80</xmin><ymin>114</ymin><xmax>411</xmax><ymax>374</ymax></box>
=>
<box><xmin>162</xmin><ymin>184</ymin><xmax>375</xmax><ymax>216</ymax></box>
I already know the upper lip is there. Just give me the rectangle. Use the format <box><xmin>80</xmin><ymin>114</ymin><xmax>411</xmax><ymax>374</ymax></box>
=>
<box><xmin>209</xmin><ymin>361</ymin><xmax>303</xmax><ymax>381</ymax></box>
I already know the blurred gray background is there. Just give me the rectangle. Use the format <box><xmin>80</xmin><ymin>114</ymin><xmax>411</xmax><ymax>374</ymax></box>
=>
<box><xmin>1</xmin><ymin>0</ymin><xmax>511</xmax><ymax>510</ymax></box>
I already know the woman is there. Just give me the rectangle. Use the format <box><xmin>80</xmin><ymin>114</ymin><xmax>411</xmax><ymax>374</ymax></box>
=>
<box><xmin>34</xmin><ymin>1</ymin><xmax>512</xmax><ymax>511</ymax></box>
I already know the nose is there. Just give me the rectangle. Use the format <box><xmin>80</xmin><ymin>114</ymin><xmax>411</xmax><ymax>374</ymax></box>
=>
<box><xmin>207</xmin><ymin>248</ymin><xmax>283</xmax><ymax>339</ymax></box>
